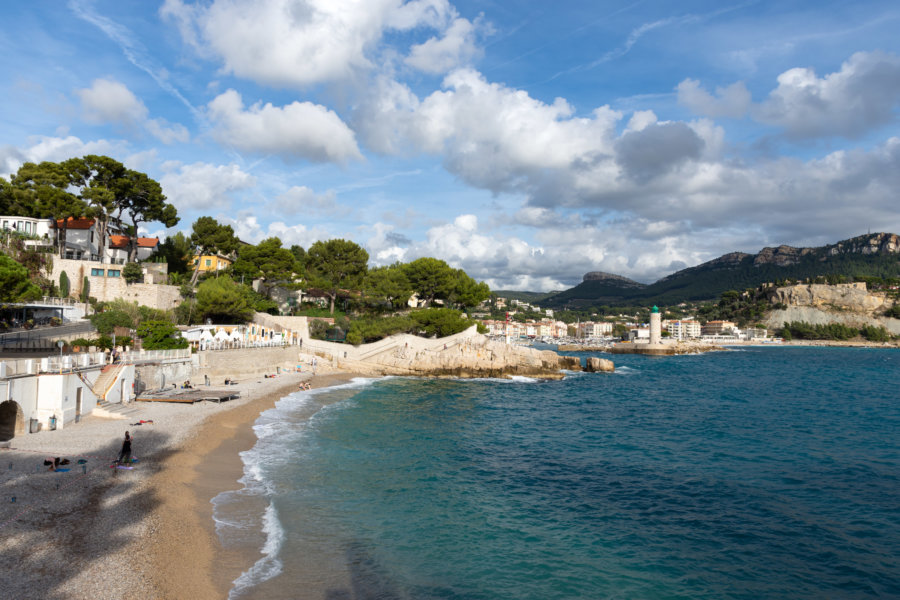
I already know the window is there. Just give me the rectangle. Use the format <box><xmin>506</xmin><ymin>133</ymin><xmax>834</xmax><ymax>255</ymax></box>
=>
<box><xmin>205</xmin><ymin>259</ymin><xmax>212</xmax><ymax>267</ymax></box>
<box><xmin>91</xmin><ymin>268</ymin><xmax>104</xmax><ymax>276</ymax></box>
<box><xmin>107</xmin><ymin>269</ymin><xmax>121</xmax><ymax>277</ymax></box>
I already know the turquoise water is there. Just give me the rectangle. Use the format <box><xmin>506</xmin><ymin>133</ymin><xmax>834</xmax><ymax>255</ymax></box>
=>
<box><xmin>215</xmin><ymin>347</ymin><xmax>900</xmax><ymax>599</ymax></box>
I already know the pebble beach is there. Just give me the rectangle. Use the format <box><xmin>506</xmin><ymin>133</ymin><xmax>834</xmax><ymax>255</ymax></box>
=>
<box><xmin>0</xmin><ymin>366</ymin><xmax>355</xmax><ymax>600</ymax></box>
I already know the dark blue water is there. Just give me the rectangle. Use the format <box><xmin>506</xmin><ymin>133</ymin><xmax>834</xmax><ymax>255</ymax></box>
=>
<box><xmin>217</xmin><ymin>347</ymin><xmax>900</xmax><ymax>599</ymax></box>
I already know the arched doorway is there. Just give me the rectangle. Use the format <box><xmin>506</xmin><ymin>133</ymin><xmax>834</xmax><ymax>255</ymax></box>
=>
<box><xmin>0</xmin><ymin>400</ymin><xmax>25</xmax><ymax>441</ymax></box>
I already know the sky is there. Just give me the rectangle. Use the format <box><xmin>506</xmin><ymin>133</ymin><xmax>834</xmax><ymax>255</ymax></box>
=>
<box><xmin>1</xmin><ymin>0</ymin><xmax>899</xmax><ymax>291</ymax></box>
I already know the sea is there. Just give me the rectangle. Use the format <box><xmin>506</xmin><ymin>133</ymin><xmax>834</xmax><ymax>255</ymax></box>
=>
<box><xmin>211</xmin><ymin>346</ymin><xmax>899</xmax><ymax>599</ymax></box>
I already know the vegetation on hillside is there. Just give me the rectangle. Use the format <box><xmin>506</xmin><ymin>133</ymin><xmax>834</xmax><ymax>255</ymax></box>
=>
<box><xmin>543</xmin><ymin>249</ymin><xmax>900</xmax><ymax>309</ymax></box>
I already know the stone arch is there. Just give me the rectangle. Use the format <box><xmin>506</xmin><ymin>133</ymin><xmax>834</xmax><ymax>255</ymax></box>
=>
<box><xmin>0</xmin><ymin>400</ymin><xmax>25</xmax><ymax>441</ymax></box>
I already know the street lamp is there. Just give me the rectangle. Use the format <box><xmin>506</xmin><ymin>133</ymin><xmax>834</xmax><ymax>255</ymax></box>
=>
<box><xmin>57</xmin><ymin>340</ymin><xmax>64</xmax><ymax>374</ymax></box>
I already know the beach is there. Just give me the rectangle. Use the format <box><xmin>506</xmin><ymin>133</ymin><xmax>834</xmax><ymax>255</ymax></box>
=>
<box><xmin>0</xmin><ymin>364</ymin><xmax>356</xmax><ymax>600</ymax></box>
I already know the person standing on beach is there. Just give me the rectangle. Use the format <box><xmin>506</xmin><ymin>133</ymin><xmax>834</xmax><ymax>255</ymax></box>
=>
<box><xmin>117</xmin><ymin>431</ymin><xmax>132</xmax><ymax>465</ymax></box>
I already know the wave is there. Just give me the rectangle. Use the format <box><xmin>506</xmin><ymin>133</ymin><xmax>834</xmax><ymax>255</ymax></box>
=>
<box><xmin>228</xmin><ymin>502</ymin><xmax>284</xmax><ymax>599</ymax></box>
<box><xmin>216</xmin><ymin>376</ymin><xmax>378</xmax><ymax>597</ymax></box>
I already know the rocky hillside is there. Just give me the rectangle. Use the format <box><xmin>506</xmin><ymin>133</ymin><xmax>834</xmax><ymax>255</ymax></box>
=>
<box><xmin>764</xmin><ymin>282</ymin><xmax>900</xmax><ymax>335</ymax></box>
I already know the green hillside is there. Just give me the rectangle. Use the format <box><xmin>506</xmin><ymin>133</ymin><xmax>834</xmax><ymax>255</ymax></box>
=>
<box><xmin>541</xmin><ymin>233</ymin><xmax>900</xmax><ymax>309</ymax></box>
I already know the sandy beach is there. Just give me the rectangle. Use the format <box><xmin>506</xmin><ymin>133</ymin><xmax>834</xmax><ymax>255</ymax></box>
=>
<box><xmin>0</xmin><ymin>364</ymin><xmax>357</xmax><ymax>600</ymax></box>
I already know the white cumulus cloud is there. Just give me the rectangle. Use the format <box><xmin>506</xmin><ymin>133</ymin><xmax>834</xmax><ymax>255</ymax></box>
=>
<box><xmin>405</xmin><ymin>15</ymin><xmax>484</xmax><ymax>74</ymax></box>
<box><xmin>75</xmin><ymin>78</ymin><xmax>189</xmax><ymax>143</ymax></box>
<box><xmin>162</xmin><ymin>0</ymin><xmax>468</xmax><ymax>87</ymax></box>
<box><xmin>206</xmin><ymin>90</ymin><xmax>362</xmax><ymax>163</ymax></box>
<box><xmin>160</xmin><ymin>161</ymin><xmax>256</xmax><ymax>211</ymax></box>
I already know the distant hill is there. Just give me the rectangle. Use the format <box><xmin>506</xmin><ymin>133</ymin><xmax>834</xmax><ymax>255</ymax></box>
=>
<box><xmin>541</xmin><ymin>233</ymin><xmax>900</xmax><ymax>309</ymax></box>
<box><xmin>493</xmin><ymin>290</ymin><xmax>559</xmax><ymax>304</ymax></box>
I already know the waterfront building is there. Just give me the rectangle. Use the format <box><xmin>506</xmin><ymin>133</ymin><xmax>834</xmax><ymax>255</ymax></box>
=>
<box><xmin>702</xmin><ymin>320</ymin><xmax>736</xmax><ymax>336</ymax></box>
<box><xmin>576</xmin><ymin>321</ymin><xmax>614</xmax><ymax>338</ymax></box>
<box><xmin>668</xmin><ymin>319</ymin><xmax>702</xmax><ymax>340</ymax></box>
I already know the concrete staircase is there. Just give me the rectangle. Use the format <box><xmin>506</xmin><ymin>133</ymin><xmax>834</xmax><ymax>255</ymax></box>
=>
<box><xmin>91</xmin><ymin>364</ymin><xmax>124</xmax><ymax>401</ymax></box>
<box><xmin>93</xmin><ymin>400</ymin><xmax>142</xmax><ymax>421</ymax></box>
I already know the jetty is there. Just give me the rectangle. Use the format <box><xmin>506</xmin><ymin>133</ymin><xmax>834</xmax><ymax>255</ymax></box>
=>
<box><xmin>136</xmin><ymin>388</ymin><xmax>241</xmax><ymax>404</ymax></box>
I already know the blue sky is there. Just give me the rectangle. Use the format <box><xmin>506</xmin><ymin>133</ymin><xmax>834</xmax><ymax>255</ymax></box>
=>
<box><xmin>2</xmin><ymin>0</ymin><xmax>899</xmax><ymax>290</ymax></box>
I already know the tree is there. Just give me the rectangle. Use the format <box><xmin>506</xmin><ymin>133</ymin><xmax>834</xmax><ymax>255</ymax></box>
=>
<box><xmin>195</xmin><ymin>275</ymin><xmax>254</xmax><ymax>323</ymax></box>
<box><xmin>0</xmin><ymin>253</ymin><xmax>42</xmax><ymax>302</ymax></box>
<box><xmin>156</xmin><ymin>232</ymin><xmax>193</xmax><ymax>274</ymax></box>
<box><xmin>135</xmin><ymin>320</ymin><xmax>188</xmax><ymax>350</ymax></box>
<box><xmin>89</xmin><ymin>309</ymin><xmax>136</xmax><ymax>335</ymax></box>
<box><xmin>11</xmin><ymin>161</ymin><xmax>87</xmax><ymax>256</ymax></box>
<box><xmin>289</xmin><ymin>244</ymin><xmax>307</xmax><ymax>273</ymax></box>
<box><xmin>122</xmin><ymin>262</ymin><xmax>143</xmax><ymax>284</ymax></box>
<box><xmin>117</xmin><ymin>169</ymin><xmax>179</xmax><ymax>261</ymax></box>
<box><xmin>59</xmin><ymin>271</ymin><xmax>70</xmax><ymax>298</ymax></box>
<box><xmin>364</xmin><ymin>264</ymin><xmax>413</xmax><ymax>309</ymax></box>
<box><xmin>306</xmin><ymin>239</ymin><xmax>369</xmax><ymax>314</ymax></box>
<box><xmin>189</xmin><ymin>217</ymin><xmax>239</xmax><ymax>285</ymax></box>
<box><xmin>403</xmin><ymin>257</ymin><xmax>456</xmax><ymax>306</ymax></box>
<box><xmin>64</xmin><ymin>155</ymin><xmax>126</xmax><ymax>262</ymax></box>
<box><xmin>231</xmin><ymin>237</ymin><xmax>298</xmax><ymax>294</ymax></box>
<box><xmin>81</xmin><ymin>276</ymin><xmax>90</xmax><ymax>303</ymax></box>
<box><xmin>449</xmin><ymin>268</ymin><xmax>491</xmax><ymax>308</ymax></box>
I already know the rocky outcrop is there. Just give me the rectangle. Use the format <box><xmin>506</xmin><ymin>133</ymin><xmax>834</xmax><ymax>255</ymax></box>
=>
<box><xmin>753</xmin><ymin>245</ymin><xmax>814</xmax><ymax>267</ymax></box>
<box><xmin>585</xmin><ymin>357</ymin><xmax>615</xmax><ymax>372</ymax></box>
<box><xmin>767</xmin><ymin>283</ymin><xmax>893</xmax><ymax>314</ymax></box>
<box><xmin>764</xmin><ymin>282</ymin><xmax>900</xmax><ymax>334</ymax></box>
<box><xmin>582</xmin><ymin>271</ymin><xmax>645</xmax><ymax>288</ymax></box>
<box><xmin>826</xmin><ymin>232</ymin><xmax>900</xmax><ymax>256</ymax></box>
<box><xmin>330</xmin><ymin>333</ymin><xmax>614</xmax><ymax>380</ymax></box>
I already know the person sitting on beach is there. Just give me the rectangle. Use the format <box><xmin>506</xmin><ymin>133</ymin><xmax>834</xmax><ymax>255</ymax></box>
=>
<box><xmin>44</xmin><ymin>457</ymin><xmax>70</xmax><ymax>471</ymax></box>
<box><xmin>117</xmin><ymin>432</ymin><xmax>132</xmax><ymax>466</ymax></box>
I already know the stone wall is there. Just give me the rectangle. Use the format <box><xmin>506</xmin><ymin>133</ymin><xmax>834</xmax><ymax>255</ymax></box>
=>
<box><xmin>135</xmin><ymin>361</ymin><xmax>194</xmax><ymax>393</ymax></box>
<box><xmin>51</xmin><ymin>258</ymin><xmax>182</xmax><ymax>310</ymax></box>
<box><xmin>196</xmin><ymin>346</ymin><xmax>303</xmax><ymax>380</ymax></box>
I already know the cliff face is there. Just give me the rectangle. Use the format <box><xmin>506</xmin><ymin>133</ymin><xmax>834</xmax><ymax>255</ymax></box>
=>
<box><xmin>826</xmin><ymin>232</ymin><xmax>900</xmax><ymax>256</ymax></box>
<box><xmin>767</xmin><ymin>282</ymin><xmax>892</xmax><ymax>313</ymax></box>
<box><xmin>753</xmin><ymin>233</ymin><xmax>900</xmax><ymax>267</ymax></box>
<box><xmin>753</xmin><ymin>245</ymin><xmax>814</xmax><ymax>267</ymax></box>
<box><xmin>764</xmin><ymin>282</ymin><xmax>900</xmax><ymax>334</ymax></box>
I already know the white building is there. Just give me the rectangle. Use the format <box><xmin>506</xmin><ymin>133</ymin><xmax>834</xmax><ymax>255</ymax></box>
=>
<box><xmin>0</xmin><ymin>353</ymin><xmax>135</xmax><ymax>441</ymax></box>
<box><xmin>668</xmin><ymin>319</ymin><xmax>702</xmax><ymax>340</ymax></box>
<box><xmin>576</xmin><ymin>321</ymin><xmax>614</xmax><ymax>338</ymax></box>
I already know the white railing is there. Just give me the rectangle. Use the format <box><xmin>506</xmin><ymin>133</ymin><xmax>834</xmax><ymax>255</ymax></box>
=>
<box><xmin>0</xmin><ymin>352</ymin><xmax>108</xmax><ymax>377</ymax></box>
<box><xmin>123</xmin><ymin>348</ymin><xmax>192</xmax><ymax>363</ymax></box>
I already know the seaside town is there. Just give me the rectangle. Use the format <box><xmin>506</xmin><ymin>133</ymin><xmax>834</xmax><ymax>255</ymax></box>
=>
<box><xmin>3</xmin><ymin>2</ymin><xmax>900</xmax><ymax>599</ymax></box>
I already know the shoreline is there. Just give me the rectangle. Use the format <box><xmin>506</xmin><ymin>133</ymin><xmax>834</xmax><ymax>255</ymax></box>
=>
<box><xmin>145</xmin><ymin>370</ymin><xmax>361</xmax><ymax>600</ymax></box>
<box><xmin>0</xmin><ymin>363</ymin><xmax>361</xmax><ymax>600</ymax></box>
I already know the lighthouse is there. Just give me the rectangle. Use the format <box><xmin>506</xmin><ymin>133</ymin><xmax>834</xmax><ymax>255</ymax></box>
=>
<box><xmin>649</xmin><ymin>305</ymin><xmax>661</xmax><ymax>345</ymax></box>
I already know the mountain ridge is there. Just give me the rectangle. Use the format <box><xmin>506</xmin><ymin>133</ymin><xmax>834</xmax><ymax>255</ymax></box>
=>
<box><xmin>541</xmin><ymin>233</ymin><xmax>900</xmax><ymax>309</ymax></box>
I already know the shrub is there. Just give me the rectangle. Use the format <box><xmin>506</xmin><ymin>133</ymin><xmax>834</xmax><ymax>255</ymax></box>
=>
<box><xmin>861</xmin><ymin>325</ymin><xmax>890</xmax><ymax>342</ymax></box>
<box><xmin>59</xmin><ymin>271</ymin><xmax>70</xmax><ymax>298</ymax></box>
<box><xmin>89</xmin><ymin>309</ymin><xmax>136</xmax><ymax>335</ymax></box>
<box><xmin>346</xmin><ymin>316</ymin><xmax>415</xmax><ymax>345</ymax></box>
<box><xmin>411</xmin><ymin>308</ymin><xmax>472</xmax><ymax>338</ymax></box>
<box><xmin>135</xmin><ymin>320</ymin><xmax>189</xmax><ymax>350</ymax></box>
<box><xmin>122</xmin><ymin>262</ymin><xmax>143</xmax><ymax>284</ymax></box>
